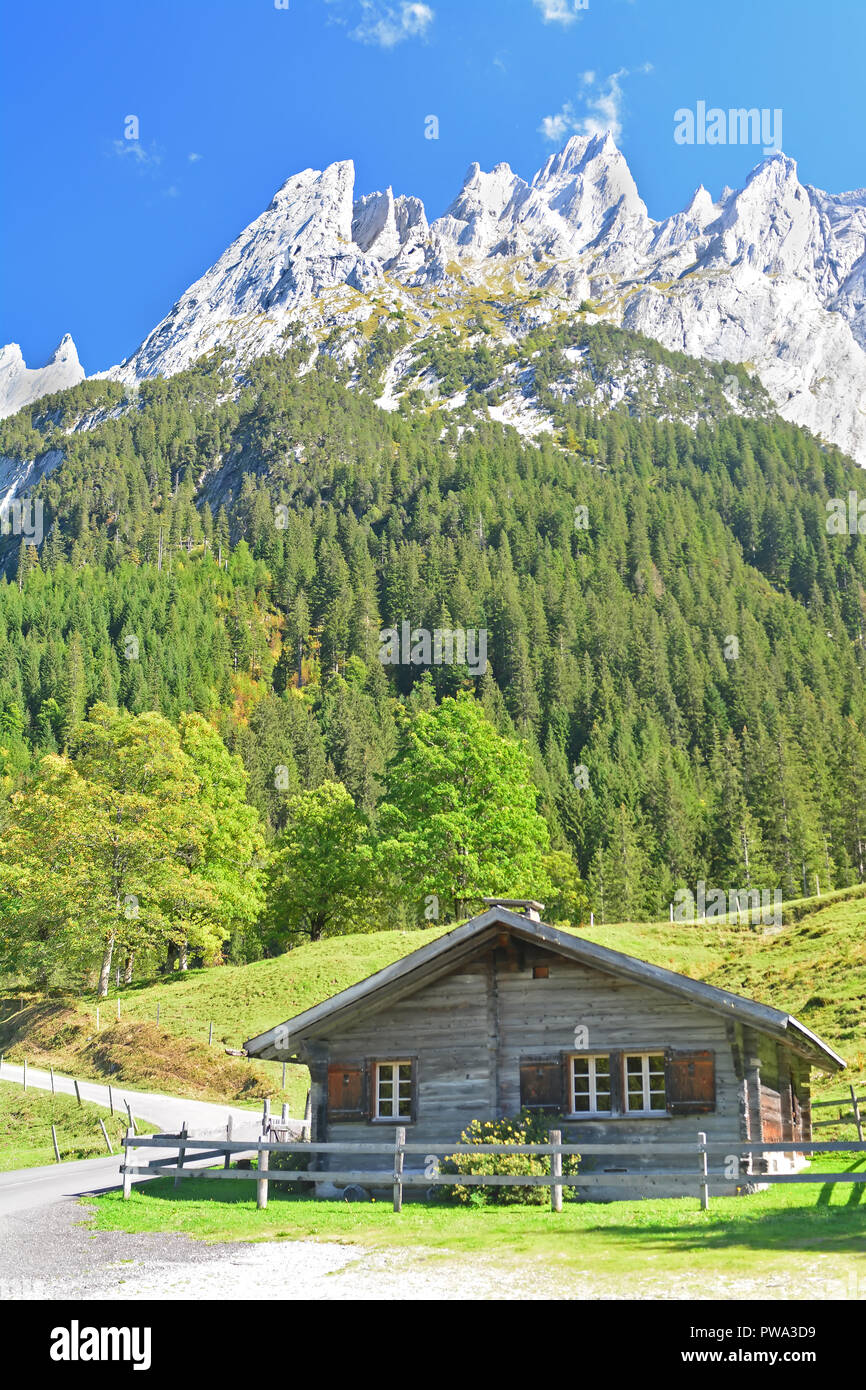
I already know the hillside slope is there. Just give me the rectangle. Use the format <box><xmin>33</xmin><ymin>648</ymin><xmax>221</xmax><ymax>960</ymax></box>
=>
<box><xmin>4</xmin><ymin>891</ymin><xmax>863</xmax><ymax>1121</ymax></box>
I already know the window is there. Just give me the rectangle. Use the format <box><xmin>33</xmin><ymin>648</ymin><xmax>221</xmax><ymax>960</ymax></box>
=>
<box><xmin>374</xmin><ymin>1060</ymin><xmax>413</xmax><ymax>1120</ymax></box>
<box><xmin>625</xmin><ymin>1053</ymin><xmax>666</xmax><ymax>1113</ymax></box>
<box><xmin>569</xmin><ymin>1055</ymin><xmax>611</xmax><ymax>1115</ymax></box>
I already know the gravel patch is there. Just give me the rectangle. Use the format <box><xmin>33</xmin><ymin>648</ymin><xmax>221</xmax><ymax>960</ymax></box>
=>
<box><xmin>0</xmin><ymin>1200</ymin><xmax>860</xmax><ymax>1301</ymax></box>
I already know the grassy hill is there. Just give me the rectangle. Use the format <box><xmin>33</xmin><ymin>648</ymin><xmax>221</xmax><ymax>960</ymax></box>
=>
<box><xmin>0</xmin><ymin>1080</ymin><xmax>154</xmax><ymax>1171</ymax></box>
<box><xmin>2</xmin><ymin>887</ymin><xmax>864</xmax><ymax>1124</ymax></box>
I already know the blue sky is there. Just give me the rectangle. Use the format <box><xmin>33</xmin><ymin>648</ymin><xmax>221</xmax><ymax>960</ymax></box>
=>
<box><xmin>2</xmin><ymin>0</ymin><xmax>863</xmax><ymax>374</ymax></box>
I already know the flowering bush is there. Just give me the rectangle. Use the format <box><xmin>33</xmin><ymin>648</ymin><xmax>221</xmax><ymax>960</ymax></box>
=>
<box><xmin>441</xmin><ymin>1109</ymin><xmax>580</xmax><ymax>1206</ymax></box>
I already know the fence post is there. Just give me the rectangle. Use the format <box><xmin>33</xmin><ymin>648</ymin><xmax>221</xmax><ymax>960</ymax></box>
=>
<box><xmin>99</xmin><ymin>1119</ymin><xmax>113</xmax><ymax>1154</ymax></box>
<box><xmin>303</xmin><ymin>1088</ymin><xmax>311</xmax><ymax>1135</ymax></box>
<box><xmin>851</xmin><ymin>1085</ymin><xmax>864</xmax><ymax>1143</ymax></box>
<box><xmin>50</xmin><ymin>1064</ymin><xmax>55</xmax><ymax>1095</ymax></box>
<box><xmin>281</xmin><ymin>1102</ymin><xmax>288</xmax><ymax>1126</ymax></box>
<box><xmin>74</xmin><ymin>1079</ymin><xmax>82</xmax><ymax>1107</ymax></box>
<box><xmin>208</xmin><ymin>1021</ymin><xmax>213</xmax><ymax>1046</ymax></box>
<box><xmin>393</xmin><ymin>1126</ymin><xmax>406</xmax><ymax>1213</ymax></box>
<box><xmin>125</xmin><ymin>1100</ymin><xmax>136</xmax><ymax>1135</ymax></box>
<box><xmin>108</xmin><ymin>1083</ymin><xmax>114</xmax><ymax>1115</ymax></box>
<box><xmin>23</xmin><ymin>1058</ymin><xmax>26</xmax><ymax>1091</ymax></box>
<box><xmin>698</xmin><ymin>1131</ymin><xmax>709</xmax><ymax>1211</ymax></box>
<box><xmin>262</xmin><ymin>1098</ymin><xmax>270</xmax><ymax>1135</ymax></box>
<box><xmin>550</xmin><ymin>1128</ymin><xmax>563</xmax><ymax>1212</ymax></box>
<box><xmin>122</xmin><ymin>1129</ymin><xmax>132</xmax><ymax>1200</ymax></box>
<box><xmin>51</xmin><ymin>1125</ymin><xmax>61</xmax><ymax>1163</ymax></box>
<box><xmin>282</xmin><ymin>1061</ymin><xmax>287</xmax><ymax>1090</ymax></box>
<box><xmin>224</xmin><ymin>1115</ymin><xmax>233</xmax><ymax>1170</ymax></box>
<box><xmin>174</xmin><ymin>1121</ymin><xmax>188</xmax><ymax>1190</ymax></box>
<box><xmin>257</xmin><ymin>1139</ymin><xmax>269</xmax><ymax>1210</ymax></box>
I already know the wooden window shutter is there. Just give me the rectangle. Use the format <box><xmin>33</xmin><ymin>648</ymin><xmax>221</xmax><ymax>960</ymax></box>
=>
<box><xmin>608</xmin><ymin>1050</ymin><xmax>624</xmax><ymax>1115</ymax></box>
<box><xmin>519</xmin><ymin>1057</ymin><xmax>563</xmax><ymax>1112</ymax></box>
<box><xmin>665</xmin><ymin>1049</ymin><xmax>715</xmax><ymax>1114</ymax></box>
<box><xmin>327</xmin><ymin>1063</ymin><xmax>366</xmax><ymax>1121</ymax></box>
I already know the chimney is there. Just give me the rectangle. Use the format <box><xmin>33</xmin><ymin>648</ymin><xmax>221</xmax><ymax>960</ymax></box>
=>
<box><xmin>482</xmin><ymin>898</ymin><xmax>545</xmax><ymax>923</ymax></box>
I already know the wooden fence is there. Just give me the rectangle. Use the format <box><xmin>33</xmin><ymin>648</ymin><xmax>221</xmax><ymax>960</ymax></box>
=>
<box><xmin>812</xmin><ymin>1085</ymin><xmax>865</xmax><ymax>1140</ymax></box>
<box><xmin>120</xmin><ymin>1130</ymin><xmax>866</xmax><ymax>1213</ymax></box>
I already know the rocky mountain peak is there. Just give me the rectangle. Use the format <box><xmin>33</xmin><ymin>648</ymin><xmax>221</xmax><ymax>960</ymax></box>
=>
<box><xmin>0</xmin><ymin>335</ymin><xmax>84</xmax><ymax>420</ymax></box>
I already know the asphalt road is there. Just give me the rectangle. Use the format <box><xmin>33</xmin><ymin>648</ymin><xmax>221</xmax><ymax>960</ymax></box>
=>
<box><xmin>0</xmin><ymin>1064</ymin><xmax>300</xmax><ymax>1217</ymax></box>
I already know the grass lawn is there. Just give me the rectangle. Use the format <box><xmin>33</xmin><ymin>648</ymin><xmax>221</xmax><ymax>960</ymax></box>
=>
<box><xmin>0</xmin><ymin>1079</ymin><xmax>154</xmax><ymax>1171</ymax></box>
<box><xmin>89</xmin><ymin>1155</ymin><xmax>866</xmax><ymax>1294</ymax></box>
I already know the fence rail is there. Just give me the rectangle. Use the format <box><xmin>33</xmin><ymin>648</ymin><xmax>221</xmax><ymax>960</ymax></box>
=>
<box><xmin>120</xmin><ymin>1129</ymin><xmax>866</xmax><ymax>1213</ymax></box>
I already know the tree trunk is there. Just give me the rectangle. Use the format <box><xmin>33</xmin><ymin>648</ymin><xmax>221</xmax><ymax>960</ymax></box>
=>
<box><xmin>179</xmin><ymin>941</ymin><xmax>188</xmax><ymax>972</ymax></box>
<box><xmin>97</xmin><ymin>933</ymin><xmax>116</xmax><ymax>1000</ymax></box>
<box><xmin>123</xmin><ymin>952</ymin><xmax>135</xmax><ymax>985</ymax></box>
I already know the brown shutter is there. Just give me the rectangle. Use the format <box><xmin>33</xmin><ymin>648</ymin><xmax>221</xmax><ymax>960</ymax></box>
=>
<box><xmin>366</xmin><ymin>1059</ymin><xmax>377</xmax><ymax>1119</ymax></box>
<box><xmin>327</xmin><ymin>1063</ymin><xmax>366</xmax><ymax>1121</ymax></box>
<box><xmin>519</xmin><ymin>1057</ymin><xmax>563</xmax><ymax>1112</ymax></box>
<box><xmin>665</xmin><ymin>1049</ymin><xmax>716</xmax><ymax>1114</ymax></box>
<box><xmin>608</xmin><ymin>1050</ymin><xmax>624</xmax><ymax>1115</ymax></box>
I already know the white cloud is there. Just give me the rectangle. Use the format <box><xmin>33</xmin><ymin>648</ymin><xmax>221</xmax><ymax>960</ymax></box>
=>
<box><xmin>188</xmin><ymin>152</ymin><xmax>203</xmax><ymax>163</ymax></box>
<box><xmin>350</xmin><ymin>1</ymin><xmax>434</xmax><ymax>47</ymax></box>
<box><xmin>538</xmin><ymin>67</ymin><xmax>651</xmax><ymax>145</ymax></box>
<box><xmin>110</xmin><ymin>139</ymin><xmax>161</xmax><ymax>167</ymax></box>
<box><xmin>533</xmin><ymin>0</ymin><xmax>586</xmax><ymax>25</ymax></box>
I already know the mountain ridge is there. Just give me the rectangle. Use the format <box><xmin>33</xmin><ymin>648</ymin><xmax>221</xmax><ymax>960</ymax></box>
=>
<box><xmin>3</xmin><ymin>135</ymin><xmax>865</xmax><ymax>463</ymax></box>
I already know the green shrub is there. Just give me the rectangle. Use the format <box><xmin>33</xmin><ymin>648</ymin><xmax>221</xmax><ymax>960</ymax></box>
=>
<box><xmin>442</xmin><ymin>1109</ymin><xmax>580</xmax><ymax>1206</ymax></box>
<box><xmin>268</xmin><ymin>1146</ymin><xmax>314</xmax><ymax>1194</ymax></box>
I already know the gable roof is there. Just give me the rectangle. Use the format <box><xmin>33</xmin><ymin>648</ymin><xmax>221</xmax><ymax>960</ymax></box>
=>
<box><xmin>245</xmin><ymin>907</ymin><xmax>845</xmax><ymax>1072</ymax></box>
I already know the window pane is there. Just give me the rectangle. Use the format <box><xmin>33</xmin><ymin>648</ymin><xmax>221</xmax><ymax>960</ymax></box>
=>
<box><xmin>573</xmin><ymin>1093</ymin><xmax>590</xmax><ymax>1111</ymax></box>
<box><xmin>626</xmin><ymin>1056</ymin><xmax>642</xmax><ymax>1074</ymax></box>
<box><xmin>398</xmin><ymin>1098</ymin><xmax>412</xmax><ymax>1117</ymax></box>
<box><xmin>573</xmin><ymin>1058</ymin><xmax>589</xmax><ymax>1077</ymax></box>
<box><xmin>573</xmin><ymin>1076</ymin><xmax>589</xmax><ymax>1093</ymax></box>
<box><xmin>398</xmin><ymin>1065</ymin><xmax>412</xmax><ymax>1082</ymax></box>
<box><xmin>596</xmin><ymin>1059</ymin><xmax>610</xmax><ymax>1079</ymax></box>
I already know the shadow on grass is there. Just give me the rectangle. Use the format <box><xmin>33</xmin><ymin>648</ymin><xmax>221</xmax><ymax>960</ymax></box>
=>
<box><xmin>126</xmin><ymin>1164</ymin><xmax>866</xmax><ymax>1258</ymax></box>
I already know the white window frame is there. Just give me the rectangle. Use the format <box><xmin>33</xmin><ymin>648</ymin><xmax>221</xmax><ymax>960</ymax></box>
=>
<box><xmin>624</xmin><ymin>1051</ymin><xmax>667</xmax><ymax>1115</ymax></box>
<box><xmin>568</xmin><ymin>1053</ymin><xmax>612</xmax><ymax>1117</ymax></box>
<box><xmin>373</xmin><ymin>1059</ymin><xmax>414</xmax><ymax>1121</ymax></box>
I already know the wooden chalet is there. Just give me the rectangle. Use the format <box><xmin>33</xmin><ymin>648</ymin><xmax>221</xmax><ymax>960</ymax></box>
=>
<box><xmin>245</xmin><ymin>900</ymin><xmax>845</xmax><ymax>1198</ymax></box>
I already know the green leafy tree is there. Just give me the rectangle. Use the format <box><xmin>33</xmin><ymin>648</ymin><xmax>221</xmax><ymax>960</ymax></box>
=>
<box><xmin>266</xmin><ymin>780</ymin><xmax>380</xmax><ymax>946</ymax></box>
<box><xmin>376</xmin><ymin>694</ymin><xmax>552</xmax><ymax>921</ymax></box>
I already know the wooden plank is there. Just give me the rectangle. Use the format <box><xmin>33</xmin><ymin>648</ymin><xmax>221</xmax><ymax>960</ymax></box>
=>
<box><xmin>550</xmin><ymin>1128</ymin><xmax>562</xmax><ymax>1212</ymax></box>
<box><xmin>257</xmin><ymin>1142</ymin><xmax>269</xmax><ymax>1209</ymax></box>
<box><xmin>851</xmin><ymin>1085</ymin><xmax>864</xmax><ymax>1143</ymax></box>
<box><xmin>117</xmin><ymin>1164</ymin><xmax>866</xmax><ymax>1189</ymax></box>
<box><xmin>811</xmin><ymin>1094</ymin><xmax>866</xmax><ymax>1108</ymax></box>
<box><xmin>698</xmin><ymin>1129</ymin><xmax>709</xmax><ymax>1210</ymax></box>
<box><xmin>122</xmin><ymin>1127</ymin><xmax>133</xmax><ymax>1199</ymax></box>
<box><xmin>174</xmin><ymin>1121</ymin><xmax>187</xmax><ymax>1190</ymax></box>
<box><xmin>393</xmin><ymin>1126</ymin><xmax>405</xmax><ymax>1213</ymax></box>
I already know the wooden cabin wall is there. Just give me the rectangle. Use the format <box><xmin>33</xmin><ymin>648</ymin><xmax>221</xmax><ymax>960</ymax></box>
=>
<box><xmin>304</xmin><ymin>949</ymin><xmax>752</xmax><ymax>1182</ymax></box>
